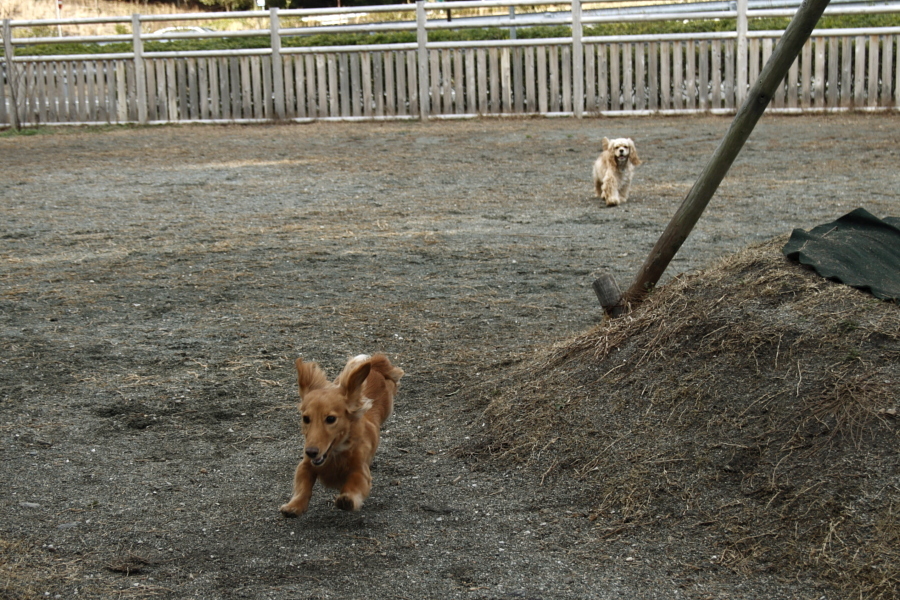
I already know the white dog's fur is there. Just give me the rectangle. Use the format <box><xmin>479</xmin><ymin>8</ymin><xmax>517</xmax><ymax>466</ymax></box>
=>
<box><xmin>593</xmin><ymin>137</ymin><xmax>642</xmax><ymax>207</ymax></box>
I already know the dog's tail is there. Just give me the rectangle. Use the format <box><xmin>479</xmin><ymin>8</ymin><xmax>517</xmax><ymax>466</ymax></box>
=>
<box><xmin>370</xmin><ymin>353</ymin><xmax>404</xmax><ymax>385</ymax></box>
<box><xmin>364</xmin><ymin>354</ymin><xmax>403</xmax><ymax>427</ymax></box>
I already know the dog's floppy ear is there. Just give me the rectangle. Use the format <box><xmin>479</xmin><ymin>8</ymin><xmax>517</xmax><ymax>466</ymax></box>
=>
<box><xmin>628</xmin><ymin>139</ymin><xmax>642</xmax><ymax>166</ymax></box>
<box><xmin>340</xmin><ymin>359</ymin><xmax>372</xmax><ymax>420</ymax></box>
<box><xmin>295</xmin><ymin>358</ymin><xmax>330</xmax><ymax>399</ymax></box>
<box><xmin>601</xmin><ymin>137</ymin><xmax>610</xmax><ymax>152</ymax></box>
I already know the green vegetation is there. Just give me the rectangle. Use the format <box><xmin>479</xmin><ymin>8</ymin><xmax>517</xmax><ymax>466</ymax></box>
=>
<box><xmin>9</xmin><ymin>12</ymin><xmax>900</xmax><ymax>56</ymax></box>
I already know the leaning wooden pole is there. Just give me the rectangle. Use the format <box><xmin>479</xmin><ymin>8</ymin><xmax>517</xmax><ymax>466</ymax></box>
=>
<box><xmin>622</xmin><ymin>0</ymin><xmax>831</xmax><ymax>308</ymax></box>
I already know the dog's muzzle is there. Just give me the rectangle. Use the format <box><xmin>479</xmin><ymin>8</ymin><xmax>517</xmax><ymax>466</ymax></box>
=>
<box><xmin>306</xmin><ymin>446</ymin><xmax>329</xmax><ymax>466</ymax></box>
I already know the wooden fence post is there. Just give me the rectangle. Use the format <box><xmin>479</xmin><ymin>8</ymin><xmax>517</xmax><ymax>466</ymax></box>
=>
<box><xmin>572</xmin><ymin>0</ymin><xmax>584</xmax><ymax>118</ymax></box>
<box><xmin>416</xmin><ymin>0</ymin><xmax>429</xmax><ymax>120</ymax></box>
<box><xmin>572</xmin><ymin>0</ymin><xmax>584</xmax><ymax>119</ymax></box>
<box><xmin>132</xmin><ymin>14</ymin><xmax>148</xmax><ymax>125</ymax></box>
<box><xmin>619</xmin><ymin>0</ymin><xmax>832</xmax><ymax>309</ymax></box>
<box><xmin>2</xmin><ymin>19</ymin><xmax>19</xmax><ymax>129</ymax></box>
<box><xmin>270</xmin><ymin>7</ymin><xmax>285</xmax><ymax>120</ymax></box>
<box><xmin>736</xmin><ymin>0</ymin><xmax>749</xmax><ymax>105</ymax></box>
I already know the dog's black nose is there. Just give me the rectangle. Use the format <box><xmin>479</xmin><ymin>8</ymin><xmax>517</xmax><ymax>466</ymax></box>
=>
<box><xmin>305</xmin><ymin>447</ymin><xmax>319</xmax><ymax>458</ymax></box>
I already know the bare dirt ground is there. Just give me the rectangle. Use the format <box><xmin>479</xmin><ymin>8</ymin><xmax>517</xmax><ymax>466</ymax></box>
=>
<box><xmin>1</xmin><ymin>113</ymin><xmax>898</xmax><ymax>599</ymax></box>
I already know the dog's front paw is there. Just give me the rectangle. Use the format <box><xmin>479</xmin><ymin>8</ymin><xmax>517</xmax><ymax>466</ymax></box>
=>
<box><xmin>280</xmin><ymin>502</ymin><xmax>307</xmax><ymax>518</ymax></box>
<box><xmin>334</xmin><ymin>493</ymin><xmax>363</xmax><ymax>511</ymax></box>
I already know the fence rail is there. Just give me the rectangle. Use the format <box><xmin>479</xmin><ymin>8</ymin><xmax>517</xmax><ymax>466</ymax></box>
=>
<box><xmin>2</xmin><ymin>0</ymin><xmax>899</xmax><ymax>127</ymax></box>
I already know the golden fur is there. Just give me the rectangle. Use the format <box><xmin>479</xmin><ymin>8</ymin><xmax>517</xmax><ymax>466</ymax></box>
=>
<box><xmin>593</xmin><ymin>137</ymin><xmax>642</xmax><ymax>207</ymax></box>
<box><xmin>280</xmin><ymin>353</ymin><xmax>403</xmax><ymax>516</ymax></box>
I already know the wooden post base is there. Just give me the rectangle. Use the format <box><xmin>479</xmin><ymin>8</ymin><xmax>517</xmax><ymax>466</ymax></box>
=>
<box><xmin>592</xmin><ymin>273</ymin><xmax>626</xmax><ymax>318</ymax></box>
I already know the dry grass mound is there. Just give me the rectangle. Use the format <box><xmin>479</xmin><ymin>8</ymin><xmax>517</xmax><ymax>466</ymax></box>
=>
<box><xmin>477</xmin><ymin>236</ymin><xmax>899</xmax><ymax>598</ymax></box>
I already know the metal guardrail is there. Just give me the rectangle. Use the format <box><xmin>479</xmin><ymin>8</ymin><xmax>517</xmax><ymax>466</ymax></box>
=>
<box><xmin>4</xmin><ymin>0</ymin><xmax>900</xmax><ymax>55</ymax></box>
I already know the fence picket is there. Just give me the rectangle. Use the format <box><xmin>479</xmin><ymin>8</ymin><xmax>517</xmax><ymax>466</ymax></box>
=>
<box><xmin>660</xmin><ymin>42</ymin><xmax>670</xmax><ymax>110</ymax></box>
<box><xmin>813</xmin><ymin>37</ymin><xmax>825</xmax><ymax>107</ymax></box>
<box><xmin>146</xmin><ymin>61</ymin><xmax>158</xmax><ymax>120</ymax></box>
<box><xmin>465</xmin><ymin>48</ymin><xmax>477</xmax><ymax>114</ymax></box>
<box><xmin>879</xmin><ymin>35</ymin><xmax>894</xmax><ymax>107</ymax></box>
<box><xmin>883</xmin><ymin>35</ymin><xmax>895</xmax><ymax>108</ymax></box>
<box><xmin>229</xmin><ymin>58</ymin><xmax>241</xmax><ymax>118</ymax></box>
<box><xmin>262</xmin><ymin>55</ymin><xmax>274</xmax><ymax>118</ymax></box>
<box><xmin>685</xmin><ymin>40</ymin><xmax>695</xmax><ymax>110</ymax></box>
<box><xmin>801</xmin><ymin>40</ymin><xmax>812</xmax><ymax>107</ymax></box>
<box><xmin>724</xmin><ymin>41</ymin><xmax>735</xmax><ymax>110</ymax></box>
<box><xmin>501</xmin><ymin>48</ymin><xmax>513</xmax><ymax>112</ymax></box>
<box><xmin>584</xmin><ymin>44</ymin><xmax>595</xmax><ymax>112</ymax></box>
<box><xmin>649</xmin><ymin>42</ymin><xmax>659</xmax><ymax>111</ymax></box>
<box><xmin>513</xmin><ymin>48</ymin><xmax>524</xmax><ymax>113</ymax></box>
<box><xmin>673</xmin><ymin>42</ymin><xmax>684</xmax><ymax>110</ymax></box>
<box><xmin>711</xmin><ymin>40</ymin><xmax>722</xmax><ymax>109</ymax></box>
<box><xmin>283</xmin><ymin>56</ymin><xmax>295</xmax><ymax>118</ymax></box>
<box><xmin>79</xmin><ymin>62</ymin><xmax>90</xmax><ymax>121</ymax></box>
<box><xmin>169</xmin><ymin>59</ymin><xmax>181</xmax><ymax>120</ymax></box>
<box><xmin>536</xmin><ymin>47</ymin><xmax>548</xmax><ymax>113</ymax></box>
<box><xmin>406</xmin><ymin>50</ymin><xmax>418</xmax><ymax>116</ymax></box>
<box><xmin>92</xmin><ymin>61</ymin><xmax>101</xmax><ymax>121</ymax></box>
<box><xmin>749</xmin><ymin>38</ymin><xmax>760</xmax><ymax>90</ymax></box>
<box><xmin>854</xmin><ymin>35</ymin><xmax>866</xmax><ymax>106</ymax></box>
<box><xmin>895</xmin><ymin>35</ymin><xmax>900</xmax><ymax>108</ymax></box>
<box><xmin>363</xmin><ymin>52</ymin><xmax>374</xmax><ymax>117</ymax></box>
<box><xmin>867</xmin><ymin>35</ymin><xmax>879</xmax><ymax>107</ymax></box>
<box><xmin>36</xmin><ymin>63</ymin><xmax>48</xmax><ymax>124</ymax></box>
<box><xmin>476</xmin><ymin>49</ymin><xmax>488</xmax><ymax>114</ymax></box>
<box><xmin>398</xmin><ymin>51</ymin><xmax>410</xmax><ymax>116</ymax></box>
<box><xmin>334</xmin><ymin>54</ymin><xmax>346</xmax><ymax>117</ymax></box>
<box><xmin>173</xmin><ymin>59</ymin><xmax>184</xmax><ymax>120</ymax></box>
<box><xmin>489</xmin><ymin>47</ymin><xmax>500</xmax><ymax>114</ymax></box>
<box><xmin>441</xmin><ymin>50</ymin><xmax>452</xmax><ymax>114</ymax></box>
<box><xmin>698</xmin><ymin>40</ymin><xmax>708</xmax><ymax>111</ymax></box>
<box><xmin>609</xmin><ymin>44</ymin><xmax>619</xmax><ymax>110</ymax></box>
<box><xmin>187</xmin><ymin>59</ymin><xmax>198</xmax><ymax>120</ymax></box>
<box><xmin>788</xmin><ymin>54</ymin><xmax>800</xmax><ymax>108</ymax></box>
<box><xmin>206</xmin><ymin>59</ymin><xmax>217</xmax><ymax>120</ymax></box>
<box><xmin>238</xmin><ymin>58</ymin><xmax>249</xmax><ymax>118</ymax></box>
<box><xmin>384</xmin><ymin>51</ymin><xmax>395</xmax><ymax>116</ymax></box>
<box><xmin>45</xmin><ymin>61</ymin><xmax>57</xmax><ymax>122</ymax></box>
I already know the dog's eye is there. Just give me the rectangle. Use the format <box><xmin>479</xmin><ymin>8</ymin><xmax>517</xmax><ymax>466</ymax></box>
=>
<box><xmin>302</xmin><ymin>415</ymin><xmax>310</xmax><ymax>424</ymax></box>
<box><xmin>325</xmin><ymin>415</ymin><xmax>337</xmax><ymax>424</ymax></box>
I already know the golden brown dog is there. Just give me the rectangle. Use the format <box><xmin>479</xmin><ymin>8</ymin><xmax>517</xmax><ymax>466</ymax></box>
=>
<box><xmin>280</xmin><ymin>353</ymin><xmax>403</xmax><ymax>516</ymax></box>
<box><xmin>593</xmin><ymin>137</ymin><xmax>642</xmax><ymax>207</ymax></box>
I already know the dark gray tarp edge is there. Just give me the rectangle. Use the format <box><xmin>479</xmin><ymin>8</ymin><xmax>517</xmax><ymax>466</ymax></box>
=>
<box><xmin>782</xmin><ymin>208</ymin><xmax>900</xmax><ymax>301</ymax></box>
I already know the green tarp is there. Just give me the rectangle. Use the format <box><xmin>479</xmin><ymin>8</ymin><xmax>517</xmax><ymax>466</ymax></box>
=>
<box><xmin>783</xmin><ymin>208</ymin><xmax>900</xmax><ymax>302</ymax></box>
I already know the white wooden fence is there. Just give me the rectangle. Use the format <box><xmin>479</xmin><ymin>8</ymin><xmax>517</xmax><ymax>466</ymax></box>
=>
<box><xmin>2</xmin><ymin>0</ymin><xmax>899</xmax><ymax>127</ymax></box>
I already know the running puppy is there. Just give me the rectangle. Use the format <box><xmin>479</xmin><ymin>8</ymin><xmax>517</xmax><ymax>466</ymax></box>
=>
<box><xmin>280</xmin><ymin>353</ymin><xmax>403</xmax><ymax>516</ymax></box>
<box><xmin>593</xmin><ymin>137</ymin><xmax>642</xmax><ymax>207</ymax></box>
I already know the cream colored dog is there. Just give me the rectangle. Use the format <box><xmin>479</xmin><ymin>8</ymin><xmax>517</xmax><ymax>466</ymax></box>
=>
<box><xmin>593</xmin><ymin>137</ymin><xmax>642</xmax><ymax>207</ymax></box>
